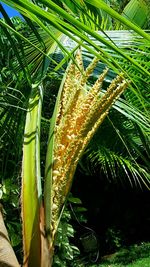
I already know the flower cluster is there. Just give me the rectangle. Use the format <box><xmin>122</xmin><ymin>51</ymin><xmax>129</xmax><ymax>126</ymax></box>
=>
<box><xmin>48</xmin><ymin>50</ymin><xmax>129</xmax><ymax>242</ymax></box>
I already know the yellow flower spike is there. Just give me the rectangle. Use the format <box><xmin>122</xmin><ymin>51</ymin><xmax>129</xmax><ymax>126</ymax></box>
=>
<box><xmin>59</xmin><ymin>49</ymin><xmax>84</xmax><ymax>121</ymax></box>
<box><xmin>81</xmin><ymin>79</ymin><xmax>129</xmax><ymax>138</ymax></box>
<box><xmin>89</xmin><ymin>67</ymin><xmax>109</xmax><ymax>96</ymax></box>
<box><xmin>56</xmin><ymin>62</ymin><xmax>76</xmax><ymax>124</ymax></box>
<box><xmin>74</xmin><ymin>48</ymin><xmax>84</xmax><ymax>80</ymax></box>
<box><xmin>81</xmin><ymin>56</ymin><xmax>100</xmax><ymax>86</ymax></box>
<box><xmin>74</xmin><ymin>68</ymin><xmax>109</xmax><ymax>133</ymax></box>
<box><xmin>44</xmin><ymin>50</ymin><xmax>129</xmax><ymax>262</ymax></box>
<box><xmin>106</xmin><ymin>73</ymin><xmax>124</xmax><ymax>94</ymax></box>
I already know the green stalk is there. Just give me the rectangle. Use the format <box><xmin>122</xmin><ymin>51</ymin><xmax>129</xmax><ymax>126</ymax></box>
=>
<box><xmin>21</xmin><ymin>85</ymin><xmax>43</xmax><ymax>267</ymax></box>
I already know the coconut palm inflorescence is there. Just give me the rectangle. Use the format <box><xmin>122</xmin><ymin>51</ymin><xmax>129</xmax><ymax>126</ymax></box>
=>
<box><xmin>44</xmin><ymin>49</ymin><xmax>129</xmax><ymax>257</ymax></box>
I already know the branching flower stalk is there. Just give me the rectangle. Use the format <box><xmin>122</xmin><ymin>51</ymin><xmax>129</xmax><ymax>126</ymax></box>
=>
<box><xmin>44</xmin><ymin>49</ymin><xmax>129</xmax><ymax>262</ymax></box>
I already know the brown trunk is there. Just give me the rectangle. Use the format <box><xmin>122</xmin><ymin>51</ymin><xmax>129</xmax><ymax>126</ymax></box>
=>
<box><xmin>0</xmin><ymin>205</ymin><xmax>20</xmax><ymax>267</ymax></box>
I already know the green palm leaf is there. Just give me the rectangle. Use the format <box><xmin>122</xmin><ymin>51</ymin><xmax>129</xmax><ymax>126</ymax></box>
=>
<box><xmin>122</xmin><ymin>0</ymin><xmax>149</xmax><ymax>28</ymax></box>
<box><xmin>2</xmin><ymin>0</ymin><xmax>150</xmax><ymax>77</ymax></box>
<box><xmin>85</xmin><ymin>109</ymin><xmax>150</xmax><ymax>189</ymax></box>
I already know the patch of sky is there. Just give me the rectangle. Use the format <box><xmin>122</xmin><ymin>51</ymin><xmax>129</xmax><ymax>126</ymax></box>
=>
<box><xmin>0</xmin><ymin>2</ymin><xmax>22</xmax><ymax>18</ymax></box>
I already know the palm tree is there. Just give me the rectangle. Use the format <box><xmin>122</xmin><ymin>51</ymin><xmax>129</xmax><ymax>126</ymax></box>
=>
<box><xmin>0</xmin><ymin>0</ymin><xmax>149</xmax><ymax>266</ymax></box>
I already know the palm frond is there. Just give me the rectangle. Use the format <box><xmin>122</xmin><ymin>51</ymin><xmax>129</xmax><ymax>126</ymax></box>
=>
<box><xmin>122</xmin><ymin>0</ymin><xmax>149</xmax><ymax>28</ymax></box>
<box><xmin>84</xmin><ymin>109</ymin><xmax>150</xmax><ymax>189</ymax></box>
<box><xmin>0</xmin><ymin>4</ymin><xmax>31</xmax><ymax>85</ymax></box>
<box><xmin>2</xmin><ymin>0</ymin><xmax>150</xmax><ymax>77</ymax></box>
<box><xmin>84</xmin><ymin>0</ymin><xmax>150</xmax><ymax>39</ymax></box>
<box><xmin>87</xmin><ymin>145</ymin><xmax>150</xmax><ymax>189</ymax></box>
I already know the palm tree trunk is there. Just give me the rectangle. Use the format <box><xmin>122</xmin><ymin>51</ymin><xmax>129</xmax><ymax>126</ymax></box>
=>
<box><xmin>0</xmin><ymin>204</ymin><xmax>20</xmax><ymax>267</ymax></box>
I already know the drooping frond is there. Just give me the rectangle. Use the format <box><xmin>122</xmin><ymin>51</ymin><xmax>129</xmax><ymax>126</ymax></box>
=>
<box><xmin>87</xmin><ymin>144</ymin><xmax>150</xmax><ymax>189</ymax></box>
<box><xmin>2</xmin><ymin>0</ymin><xmax>150</xmax><ymax>78</ymax></box>
<box><xmin>84</xmin><ymin>109</ymin><xmax>150</xmax><ymax>189</ymax></box>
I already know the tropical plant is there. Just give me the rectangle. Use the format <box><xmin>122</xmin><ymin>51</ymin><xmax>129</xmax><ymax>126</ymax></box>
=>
<box><xmin>0</xmin><ymin>0</ymin><xmax>150</xmax><ymax>266</ymax></box>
